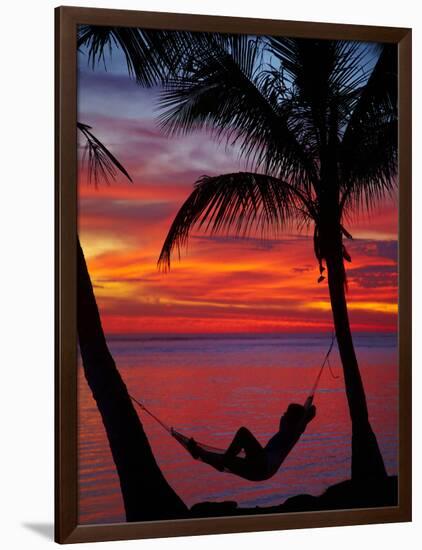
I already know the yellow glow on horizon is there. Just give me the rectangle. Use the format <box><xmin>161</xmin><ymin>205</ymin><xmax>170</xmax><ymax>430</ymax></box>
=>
<box><xmin>82</xmin><ymin>234</ymin><xmax>132</xmax><ymax>259</ymax></box>
<box><xmin>305</xmin><ymin>300</ymin><xmax>398</xmax><ymax>314</ymax></box>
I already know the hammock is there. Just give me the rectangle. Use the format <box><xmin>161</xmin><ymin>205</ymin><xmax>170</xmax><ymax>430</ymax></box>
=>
<box><xmin>129</xmin><ymin>333</ymin><xmax>337</xmax><ymax>470</ymax></box>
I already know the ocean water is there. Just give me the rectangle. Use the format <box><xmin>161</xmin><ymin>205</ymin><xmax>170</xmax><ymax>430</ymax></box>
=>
<box><xmin>78</xmin><ymin>332</ymin><xmax>398</xmax><ymax>524</ymax></box>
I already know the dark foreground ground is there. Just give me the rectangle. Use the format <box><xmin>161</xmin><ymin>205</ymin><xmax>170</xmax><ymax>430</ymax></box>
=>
<box><xmin>190</xmin><ymin>476</ymin><xmax>398</xmax><ymax>518</ymax></box>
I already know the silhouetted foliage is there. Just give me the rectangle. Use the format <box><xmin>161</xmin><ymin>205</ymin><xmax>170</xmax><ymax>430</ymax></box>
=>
<box><xmin>156</xmin><ymin>37</ymin><xmax>397</xmax><ymax>270</ymax></box>
<box><xmin>77</xmin><ymin>122</ymin><xmax>132</xmax><ymax>185</ymax></box>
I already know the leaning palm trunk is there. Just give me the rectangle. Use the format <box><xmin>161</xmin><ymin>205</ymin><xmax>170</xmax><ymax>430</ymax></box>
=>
<box><xmin>325</xmin><ymin>230</ymin><xmax>387</xmax><ymax>480</ymax></box>
<box><xmin>77</xmin><ymin>238</ymin><xmax>188</xmax><ymax>521</ymax></box>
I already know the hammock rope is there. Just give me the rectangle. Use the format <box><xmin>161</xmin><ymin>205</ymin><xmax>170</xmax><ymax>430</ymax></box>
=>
<box><xmin>129</xmin><ymin>333</ymin><xmax>338</xmax><ymax>460</ymax></box>
<box><xmin>308</xmin><ymin>332</ymin><xmax>338</xmax><ymax>398</ymax></box>
<box><xmin>130</xmin><ymin>395</ymin><xmax>172</xmax><ymax>433</ymax></box>
<box><xmin>129</xmin><ymin>395</ymin><xmax>228</xmax><ymax>455</ymax></box>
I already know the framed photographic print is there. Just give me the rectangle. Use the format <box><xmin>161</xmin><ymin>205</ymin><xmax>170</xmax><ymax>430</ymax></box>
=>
<box><xmin>55</xmin><ymin>6</ymin><xmax>412</xmax><ymax>544</ymax></box>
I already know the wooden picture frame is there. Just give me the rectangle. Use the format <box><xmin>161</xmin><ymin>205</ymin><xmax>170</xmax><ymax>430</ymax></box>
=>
<box><xmin>55</xmin><ymin>5</ymin><xmax>412</xmax><ymax>544</ymax></box>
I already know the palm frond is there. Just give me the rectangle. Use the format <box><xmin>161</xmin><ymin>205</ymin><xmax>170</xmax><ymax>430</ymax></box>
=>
<box><xmin>339</xmin><ymin>44</ymin><xmax>398</xmax><ymax>214</ymax></box>
<box><xmin>265</xmin><ymin>38</ymin><xmax>375</xmax><ymax>147</ymax></box>
<box><xmin>341</xmin><ymin>43</ymin><xmax>397</xmax><ymax>150</ymax></box>
<box><xmin>340</xmin><ymin>119</ymin><xmax>397</xmax><ymax>215</ymax></box>
<box><xmin>78</xmin><ymin>25</ymin><xmax>195</xmax><ymax>86</ymax></box>
<box><xmin>77</xmin><ymin>122</ymin><xmax>132</xmax><ymax>185</ymax></box>
<box><xmin>157</xmin><ymin>35</ymin><xmax>317</xmax><ymax>187</ymax></box>
<box><xmin>77</xmin><ymin>25</ymin><xmax>235</xmax><ymax>87</ymax></box>
<box><xmin>158</xmin><ymin>172</ymin><xmax>311</xmax><ymax>269</ymax></box>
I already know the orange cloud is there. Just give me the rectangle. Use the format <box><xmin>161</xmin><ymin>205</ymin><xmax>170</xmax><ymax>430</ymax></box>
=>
<box><xmin>77</xmin><ymin>119</ymin><xmax>398</xmax><ymax>336</ymax></box>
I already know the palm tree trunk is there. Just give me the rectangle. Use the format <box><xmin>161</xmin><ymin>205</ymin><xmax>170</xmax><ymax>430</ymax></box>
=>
<box><xmin>325</xmin><ymin>242</ymin><xmax>387</xmax><ymax>481</ymax></box>
<box><xmin>77</xmin><ymin>237</ymin><xmax>188</xmax><ymax>521</ymax></box>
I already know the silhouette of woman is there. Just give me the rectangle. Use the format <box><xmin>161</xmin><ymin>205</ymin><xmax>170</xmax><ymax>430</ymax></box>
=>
<box><xmin>187</xmin><ymin>402</ymin><xmax>316</xmax><ymax>481</ymax></box>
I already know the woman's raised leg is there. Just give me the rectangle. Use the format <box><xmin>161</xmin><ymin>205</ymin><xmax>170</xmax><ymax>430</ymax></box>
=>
<box><xmin>224</xmin><ymin>427</ymin><xmax>263</xmax><ymax>460</ymax></box>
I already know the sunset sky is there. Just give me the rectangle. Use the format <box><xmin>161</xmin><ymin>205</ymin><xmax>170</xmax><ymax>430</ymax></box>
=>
<box><xmin>77</xmin><ymin>39</ymin><xmax>398</xmax><ymax>335</ymax></box>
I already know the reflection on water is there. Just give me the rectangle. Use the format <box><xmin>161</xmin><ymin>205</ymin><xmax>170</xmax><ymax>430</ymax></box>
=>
<box><xmin>78</xmin><ymin>333</ymin><xmax>398</xmax><ymax>524</ymax></box>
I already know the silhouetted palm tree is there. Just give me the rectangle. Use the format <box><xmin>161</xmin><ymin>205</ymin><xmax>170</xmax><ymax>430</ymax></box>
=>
<box><xmin>76</xmin><ymin>27</ymin><xmax>195</xmax><ymax>521</ymax></box>
<box><xmin>76</xmin><ymin>126</ymin><xmax>190</xmax><ymax>522</ymax></box>
<box><xmin>157</xmin><ymin>36</ymin><xmax>397</xmax><ymax>481</ymax></box>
